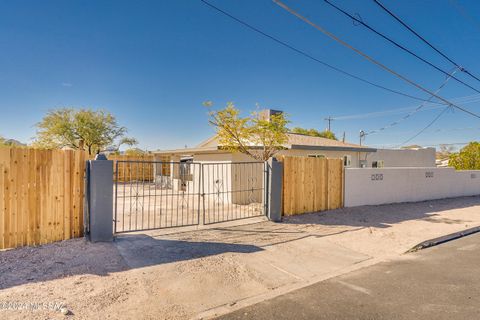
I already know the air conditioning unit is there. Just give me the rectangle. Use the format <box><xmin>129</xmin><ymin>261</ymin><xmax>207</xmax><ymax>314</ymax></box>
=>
<box><xmin>372</xmin><ymin>160</ymin><xmax>384</xmax><ymax>168</ymax></box>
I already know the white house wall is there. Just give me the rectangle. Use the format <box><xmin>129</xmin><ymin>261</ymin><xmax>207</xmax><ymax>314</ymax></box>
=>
<box><xmin>364</xmin><ymin>148</ymin><xmax>436</xmax><ymax>168</ymax></box>
<box><xmin>167</xmin><ymin>153</ymin><xmax>264</xmax><ymax>206</ymax></box>
<box><xmin>233</xmin><ymin>149</ymin><xmax>364</xmax><ymax>168</ymax></box>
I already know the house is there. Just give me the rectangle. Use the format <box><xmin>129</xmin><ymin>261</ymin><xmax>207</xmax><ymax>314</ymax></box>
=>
<box><xmin>151</xmin><ymin>110</ymin><xmax>437</xmax><ymax>207</ymax></box>
<box><xmin>153</xmin><ymin>122</ymin><xmax>436</xmax><ymax>170</ymax></box>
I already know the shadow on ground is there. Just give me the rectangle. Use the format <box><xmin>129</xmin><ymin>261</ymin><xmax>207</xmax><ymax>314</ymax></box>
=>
<box><xmin>0</xmin><ymin>235</ymin><xmax>263</xmax><ymax>291</ymax></box>
<box><xmin>283</xmin><ymin>196</ymin><xmax>480</xmax><ymax>229</ymax></box>
<box><xmin>1</xmin><ymin>196</ymin><xmax>478</xmax><ymax>291</ymax></box>
<box><xmin>114</xmin><ymin>234</ymin><xmax>263</xmax><ymax>268</ymax></box>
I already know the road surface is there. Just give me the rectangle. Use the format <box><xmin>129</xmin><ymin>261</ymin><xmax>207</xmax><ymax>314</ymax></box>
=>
<box><xmin>217</xmin><ymin>232</ymin><xmax>480</xmax><ymax>320</ymax></box>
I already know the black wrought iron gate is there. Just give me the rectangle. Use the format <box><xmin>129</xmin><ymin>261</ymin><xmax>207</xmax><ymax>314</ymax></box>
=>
<box><xmin>114</xmin><ymin>161</ymin><xmax>267</xmax><ymax>233</ymax></box>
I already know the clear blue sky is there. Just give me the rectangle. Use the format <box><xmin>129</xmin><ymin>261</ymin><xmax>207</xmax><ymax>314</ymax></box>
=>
<box><xmin>1</xmin><ymin>0</ymin><xmax>480</xmax><ymax>150</ymax></box>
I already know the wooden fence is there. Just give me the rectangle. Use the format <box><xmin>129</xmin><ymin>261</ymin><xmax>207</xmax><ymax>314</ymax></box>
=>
<box><xmin>0</xmin><ymin>148</ymin><xmax>87</xmax><ymax>249</ymax></box>
<box><xmin>282</xmin><ymin>156</ymin><xmax>344</xmax><ymax>216</ymax></box>
<box><xmin>109</xmin><ymin>154</ymin><xmax>155</xmax><ymax>182</ymax></box>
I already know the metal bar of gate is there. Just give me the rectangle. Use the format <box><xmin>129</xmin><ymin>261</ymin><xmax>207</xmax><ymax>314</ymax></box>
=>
<box><xmin>114</xmin><ymin>161</ymin><xmax>118</xmax><ymax>233</ymax></box>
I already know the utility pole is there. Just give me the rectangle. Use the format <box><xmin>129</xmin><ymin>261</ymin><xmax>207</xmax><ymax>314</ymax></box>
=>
<box><xmin>324</xmin><ymin>116</ymin><xmax>334</xmax><ymax>132</ymax></box>
<box><xmin>359</xmin><ymin>130</ymin><xmax>366</xmax><ymax>146</ymax></box>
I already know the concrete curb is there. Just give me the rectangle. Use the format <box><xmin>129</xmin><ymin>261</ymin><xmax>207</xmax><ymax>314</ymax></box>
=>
<box><xmin>406</xmin><ymin>226</ymin><xmax>480</xmax><ymax>253</ymax></box>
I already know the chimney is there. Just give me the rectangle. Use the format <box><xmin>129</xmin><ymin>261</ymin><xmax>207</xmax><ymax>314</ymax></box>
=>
<box><xmin>259</xmin><ymin>109</ymin><xmax>283</xmax><ymax>122</ymax></box>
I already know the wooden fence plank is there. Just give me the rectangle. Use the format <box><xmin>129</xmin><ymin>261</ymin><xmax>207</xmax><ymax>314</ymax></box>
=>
<box><xmin>109</xmin><ymin>154</ymin><xmax>155</xmax><ymax>182</ymax></box>
<box><xmin>0</xmin><ymin>163</ymin><xmax>4</xmax><ymax>249</ymax></box>
<box><xmin>12</xmin><ymin>148</ymin><xmax>20</xmax><ymax>248</ymax></box>
<box><xmin>34</xmin><ymin>149</ymin><xmax>41</xmax><ymax>245</ymax></box>
<box><xmin>0</xmin><ymin>148</ymin><xmax>11</xmax><ymax>248</ymax></box>
<box><xmin>27</xmin><ymin>148</ymin><xmax>35</xmax><ymax>245</ymax></box>
<box><xmin>327</xmin><ymin>159</ymin><xmax>343</xmax><ymax>210</ymax></box>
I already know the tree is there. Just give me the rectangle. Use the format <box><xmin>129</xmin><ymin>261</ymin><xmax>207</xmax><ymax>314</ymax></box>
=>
<box><xmin>291</xmin><ymin>127</ymin><xmax>338</xmax><ymax>140</ymax></box>
<box><xmin>207</xmin><ymin>102</ymin><xmax>289</xmax><ymax>161</ymax></box>
<box><xmin>0</xmin><ymin>136</ymin><xmax>25</xmax><ymax>147</ymax></box>
<box><xmin>449</xmin><ymin>142</ymin><xmax>480</xmax><ymax>170</ymax></box>
<box><xmin>124</xmin><ymin>148</ymin><xmax>148</xmax><ymax>156</ymax></box>
<box><xmin>437</xmin><ymin>144</ymin><xmax>455</xmax><ymax>160</ymax></box>
<box><xmin>34</xmin><ymin>108</ymin><xmax>137</xmax><ymax>155</ymax></box>
<box><xmin>401</xmin><ymin>145</ymin><xmax>423</xmax><ymax>150</ymax></box>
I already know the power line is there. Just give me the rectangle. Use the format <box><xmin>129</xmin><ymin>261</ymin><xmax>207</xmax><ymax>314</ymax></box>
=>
<box><xmin>369</xmin><ymin>141</ymin><xmax>470</xmax><ymax>148</ymax></box>
<box><xmin>331</xmin><ymin>93</ymin><xmax>480</xmax><ymax>120</ymax></box>
<box><xmin>272</xmin><ymin>0</ymin><xmax>480</xmax><ymax>120</ymax></box>
<box><xmin>364</xmin><ymin>68</ymin><xmax>457</xmax><ymax>136</ymax></box>
<box><xmin>372</xmin><ymin>0</ymin><xmax>480</xmax><ymax>84</ymax></box>
<box><xmin>199</xmin><ymin>0</ymin><xmax>433</xmax><ymax>102</ymax></box>
<box><xmin>323</xmin><ymin>0</ymin><xmax>480</xmax><ymax>94</ymax></box>
<box><xmin>398</xmin><ymin>106</ymin><xmax>452</xmax><ymax>147</ymax></box>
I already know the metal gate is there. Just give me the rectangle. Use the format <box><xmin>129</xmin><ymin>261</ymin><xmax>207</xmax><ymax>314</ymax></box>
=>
<box><xmin>114</xmin><ymin>161</ymin><xmax>267</xmax><ymax>233</ymax></box>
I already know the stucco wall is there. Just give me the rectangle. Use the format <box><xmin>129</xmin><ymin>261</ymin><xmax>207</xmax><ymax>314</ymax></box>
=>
<box><xmin>180</xmin><ymin>153</ymin><xmax>264</xmax><ymax>205</ymax></box>
<box><xmin>345</xmin><ymin>167</ymin><xmax>480</xmax><ymax>207</ymax></box>
<box><xmin>233</xmin><ymin>149</ymin><xmax>365</xmax><ymax>168</ymax></box>
<box><xmin>364</xmin><ymin>148</ymin><xmax>436</xmax><ymax>168</ymax></box>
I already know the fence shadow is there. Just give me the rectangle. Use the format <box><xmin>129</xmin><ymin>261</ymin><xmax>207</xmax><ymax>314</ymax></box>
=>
<box><xmin>114</xmin><ymin>234</ymin><xmax>263</xmax><ymax>269</ymax></box>
<box><xmin>0</xmin><ymin>235</ymin><xmax>262</xmax><ymax>291</ymax></box>
<box><xmin>282</xmin><ymin>196</ymin><xmax>480</xmax><ymax>229</ymax></box>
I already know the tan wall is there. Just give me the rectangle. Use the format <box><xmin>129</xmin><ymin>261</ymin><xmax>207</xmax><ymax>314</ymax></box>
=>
<box><xmin>195</xmin><ymin>153</ymin><xmax>263</xmax><ymax>205</ymax></box>
<box><xmin>193</xmin><ymin>153</ymin><xmax>233</xmax><ymax>162</ymax></box>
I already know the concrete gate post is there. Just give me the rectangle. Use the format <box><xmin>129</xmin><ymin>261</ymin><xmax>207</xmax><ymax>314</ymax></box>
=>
<box><xmin>267</xmin><ymin>157</ymin><xmax>283</xmax><ymax>222</ymax></box>
<box><xmin>87</xmin><ymin>154</ymin><xmax>114</xmax><ymax>242</ymax></box>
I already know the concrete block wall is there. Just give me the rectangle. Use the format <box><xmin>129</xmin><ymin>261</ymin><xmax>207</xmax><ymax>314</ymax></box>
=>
<box><xmin>345</xmin><ymin>167</ymin><xmax>480</xmax><ymax>207</ymax></box>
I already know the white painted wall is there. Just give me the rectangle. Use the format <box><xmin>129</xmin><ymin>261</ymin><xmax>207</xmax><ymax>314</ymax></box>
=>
<box><xmin>345</xmin><ymin>167</ymin><xmax>480</xmax><ymax>207</ymax></box>
<box><xmin>233</xmin><ymin>150</ymin><xmax>364</xmax><ymax>168</ymax></box>
<box><xmin>363</xmin><ymin>148</ymin><xmax>436</xmax><ymax>168</ymax></box>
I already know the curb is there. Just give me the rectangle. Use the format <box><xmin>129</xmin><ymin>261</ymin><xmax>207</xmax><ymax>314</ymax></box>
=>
<box><xmin>406</xmin><ymin>226</ymin><xmax>480</xmax><ymax>253</ymax></box>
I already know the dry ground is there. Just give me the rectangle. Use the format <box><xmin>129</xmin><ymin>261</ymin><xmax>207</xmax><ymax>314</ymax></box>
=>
<box><xmin>1</xmin><ymin>196</ymin><xmax>479</xmax><ymax>319</ymax></box>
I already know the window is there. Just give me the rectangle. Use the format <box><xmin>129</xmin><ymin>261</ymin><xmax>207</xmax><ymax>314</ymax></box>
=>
<box><xmin>179</xmin><ymin>159</ymin><xmax>193</xmax><ymax>181</ymax></box>
<box><xmin>343</xmin><ymin>155</ymin><xmax>352</xmax><ymax>167</ymax></box>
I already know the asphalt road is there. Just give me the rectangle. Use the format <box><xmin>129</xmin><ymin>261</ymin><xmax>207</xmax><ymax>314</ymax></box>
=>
<box><xmin>217</xmin><ymin>232</ymin><xmax>480</xmax><ymax>320</ymax></box>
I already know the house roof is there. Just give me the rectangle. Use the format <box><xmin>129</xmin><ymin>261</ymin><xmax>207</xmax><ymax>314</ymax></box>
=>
<box><xmin>284</xmin><ymin>133</ymin><xmax>376</xmax><ymax>152</ymax></box>
<box><xmin>154</xmin><ymin>132</ymin><xmax>376</xmax><ymax>155</ymax></box>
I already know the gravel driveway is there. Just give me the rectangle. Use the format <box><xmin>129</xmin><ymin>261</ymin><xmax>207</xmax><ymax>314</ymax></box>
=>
<box><xmin>1</xmin><ymin>196</ymin><xmax>479</xmax><ymax>319</ymax></box>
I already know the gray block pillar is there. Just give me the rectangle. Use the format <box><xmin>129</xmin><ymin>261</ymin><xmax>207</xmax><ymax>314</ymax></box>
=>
<box><xmin>267</xmin><ymin>157</ymin><xmax>283</xmax><ymax>222</ymax></box>
<box><xmin>88</xmin><ymin>156</ymin><xmax>113</xmax><ymax>242</ymax></box>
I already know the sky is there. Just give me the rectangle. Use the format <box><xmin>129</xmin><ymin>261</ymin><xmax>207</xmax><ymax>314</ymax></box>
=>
<box><xmin>1</xmin><ymin>0</ymin><xmax>480</xmax><ymax>151</ymax></box>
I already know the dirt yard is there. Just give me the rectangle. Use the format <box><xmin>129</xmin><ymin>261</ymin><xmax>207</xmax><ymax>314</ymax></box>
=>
<box><xmin>1</xmin><ymin>196</ymin><xmax>479</xmax><ymax>320</ymax></box>
<box><xmin>114</xmin><ymin>183</ymin><xmax>264</xmax><ymax>231</ymax></box>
